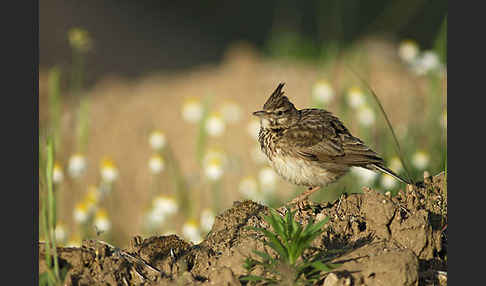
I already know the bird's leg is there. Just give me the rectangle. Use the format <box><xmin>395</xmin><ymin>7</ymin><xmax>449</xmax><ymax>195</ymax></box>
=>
<box><xmin>289</xmin><ymin>186</ymin><xmax>321</xmax><ymax>205</ymax></box>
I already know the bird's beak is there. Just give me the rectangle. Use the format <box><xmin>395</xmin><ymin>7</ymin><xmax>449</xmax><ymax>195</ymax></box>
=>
<box><xmin>252</xmin><ymin>110</ymin><xmax>267</xmax><ymax>117</ymax></box>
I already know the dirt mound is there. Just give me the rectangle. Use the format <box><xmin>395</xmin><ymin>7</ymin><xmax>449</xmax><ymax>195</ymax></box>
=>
<box><xmin>39</xmin><ymin>172</ymin><xmax>447</xmax><ymax>285</ymax></box>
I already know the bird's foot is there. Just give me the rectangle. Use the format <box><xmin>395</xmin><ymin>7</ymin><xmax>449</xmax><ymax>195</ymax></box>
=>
<box><xmin>288</xmin><ymin>186</ymin><xmax>321</xmax><ymax>206</ymax></box>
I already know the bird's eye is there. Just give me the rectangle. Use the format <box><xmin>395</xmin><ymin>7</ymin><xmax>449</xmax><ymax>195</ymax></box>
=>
<box><xmin>276</xmin><ymin>110</ymin><xmax>283</xmax><ymax>116</ymax></box>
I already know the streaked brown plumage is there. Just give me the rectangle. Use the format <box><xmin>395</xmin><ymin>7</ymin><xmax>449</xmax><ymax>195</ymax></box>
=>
<box><xmin>253</xmin><ymin>83</ymin><xmax>410</xmax><ymax>201</ymax></box>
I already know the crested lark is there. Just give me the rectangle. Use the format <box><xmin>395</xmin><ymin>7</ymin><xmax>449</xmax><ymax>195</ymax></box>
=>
<box><xmin>253</xmin><ymin>83</ymin><xmax>410</xmax><ymax>203</ymax></box>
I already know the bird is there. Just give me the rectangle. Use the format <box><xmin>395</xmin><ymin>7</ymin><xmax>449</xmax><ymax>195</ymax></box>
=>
<box><xmin>253</xmin><ymin>83</ymin><xmax>411</xmax><ymax>203</ymax></box>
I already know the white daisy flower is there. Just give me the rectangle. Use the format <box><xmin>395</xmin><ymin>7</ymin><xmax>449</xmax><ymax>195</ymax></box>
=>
<box><xmin>381</xmin><ymin>174</ymin><xmax>397</xmax><ymax>189</ymax></box>
<box><xmin>412</xmin><ymin>51</ymin><xmax>441</xmax><ymax>75</ymax></box>
<box><xmin>182</xmin><ymin>220</ymin><xmax>202</xmax><ymax>244</ymax></box>
<box><xmin>398</xmin><ymin>39</ymin><xmax>419</xmax><ymax>63</ymax></box>
<box><xmin>357</xmin><ymin>105</ymin><xmax>375</xmax><ymax>127</ymax></box>
<box><xmin>182</xmin><ymin>98</ymin><xmax>204</xmax><ymax>124</ymax></box>
<box><xmin>346</xmin><ymin>86</ymin><xmax>366</xmax><ymax>109</ymax></box>
<box><xmin>68</xmin><ymin>153</ymin><xmax>87</xmax><ymax>178</ymax></box>
<box><xmin>200</xmin><ymin>208</ymin><xmax>215</xmax><ymax>233</ymax></box>
<box><xmin>100</xmin><ymin>157</ymin><xmax>118</xmax><ymax>183</ymax></box>
<box><xmin>412</xmin><ymin>151</ymin><xmax>430</xmax><ymax>170</ymax></box>
<box><xmin>389</xmin><ymin>157</ymin><xmax>403</xmax><ymax>173</ymax></box>
<box><xmin>312</xmin><ymin>80</ymin><xmax>334</xmax><ymax>105</ymax></box>
<box><xmin>84</xmin><ymin>185</ymin><xmax>100</xmax><ymax>214</ymax></box>
<box><xmin>148</xmin><ymin>154</ymin><xmax>165</xmax><ymax>174</ymax></box>
<box><xmin>54</xmin><ymin>223</ymin><xmax>67</xmax><ymax>243</ymax></box>
<box><xmin>145</xmin><ymin>207</ymin><xmax>167</xmax><ymax>229</ymax></box>
<box><xmin>203</xmin><ymin>147</ymin><xmax>227</xmax><ymax>166</ymax></box>
<box><xmin>153</xmin><ymin>195</ymin><xmax>179</xmax><ymax>216</ymax></box>
<box><xmin>94</xmin><ymin>209</ymin><xmax>111</xmax><ymax>233</ymax></box>
<box><xmin>149</xmin><ymin>130</ymin><xmax>167</xmax><ymax>151</ymax></box>
<box><xmin>204</xmin><ymin>157</ymin><xmax>224</xmax><ymax>181</ymax></box>
<box><xmin>53</xmin><ymin>162</ymin><xmax>64</xmax><ymax>184</ymax></box>
<box><xmin>351</xmin><ymin>167</ymin><xmax>378</xmax><ymax>185</ymax></box>
<box><xmin>205</xmin><ymin>112</ymin><xmax>226</xmax><ymax>137</ymax></box>
<box><xmin>239</xmin><ymin>176</ymin><xmax>264</xmax><ymax>201</ymax></box>
<box><xmin>258</xmin><ymin>167</ymin><xmax>277</xmax><ymax>195</ymax></box>
<box><xmin>73</xmin><ymin>202</ymin><xmax>89</xmax><ymax>224</ymax></box>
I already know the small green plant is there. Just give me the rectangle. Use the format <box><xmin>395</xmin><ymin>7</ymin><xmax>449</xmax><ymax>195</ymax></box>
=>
<box><xmin>241</xmin><ymin>207</ymin><xmax>338</xmax><ymax>285</ymax></box>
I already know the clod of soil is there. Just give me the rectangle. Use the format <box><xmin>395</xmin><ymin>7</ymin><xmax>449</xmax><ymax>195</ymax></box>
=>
<box><xmin>39</xmin><ymin>172</ymin><xmax>447</xmax><ymax>286</ymax></box>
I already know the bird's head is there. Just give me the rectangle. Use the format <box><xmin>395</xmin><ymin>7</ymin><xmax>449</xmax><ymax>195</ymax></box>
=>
<box><xmin>253</xmin><ymin>83</ymin><xmax>299</xmax><ymax>129</ymax></box>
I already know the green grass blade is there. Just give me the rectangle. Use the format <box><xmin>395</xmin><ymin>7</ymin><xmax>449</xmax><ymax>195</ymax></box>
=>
<box><xmin>240</xmin><ymin>275</ymin><xmax>276</xmax><ymax>283</ymax></box>
<box><xmin>304</xmin><ymin>216</ymin><xmax>329</xmax><ymax>237</ymax></box>
<box><xmin>264</xmin><ymin>212</ymin><xmax>286</xmax><ymax>240</ymax></box>
<box><xmin>48</xmin><ymin>67</ymin><xmax>62</xmax><ymax>153</ymax></box>
<box><xmin>253</xmin><ymin>250</ymin><xmax>271</xmax><ymax>261</ymax></box>
<box><xmin>308</xmin><ymin>261</ymin><xmax>337</xmax><ymax>272</ymax></box>
<box><xmin>45</xmin><ymin>139</ymin><xmax>61</xmax><ymax>282</ymax></box>
<box><xmin>196</xmin><ymin>95</ymin><xmax>211</xmax><ymax>166</ymax></box>
<box><xmin>264</xmin><ymin>239</ymin><xmax>288</xmax><ymax>262</ymax></box>
<box><xmin>346</xmin><ymin>65</ymin><xmax>415</xmax><ymax>185</ymax></box>
<box><xmin>76</xmin><ymin>97</ymin><xmax>90</xmax><ymax>153</ymax></box>
<box><xmin>251</xmin><ymin>226</ymin><xmax>288</xmax><ymax>259</ymax></box>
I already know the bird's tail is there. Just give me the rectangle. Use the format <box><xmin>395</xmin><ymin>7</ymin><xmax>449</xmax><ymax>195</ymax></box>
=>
<box><xmin>368</xmin><ymin>163</ymin><xmax>412</xmax><ymax>185</ymax></box>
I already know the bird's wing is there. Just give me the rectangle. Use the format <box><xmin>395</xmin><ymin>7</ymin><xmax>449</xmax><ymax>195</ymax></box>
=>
<box><xmin>284</xmin><ymin>110</ymin><xmax>383</xmax><ymax>166</ymax></box>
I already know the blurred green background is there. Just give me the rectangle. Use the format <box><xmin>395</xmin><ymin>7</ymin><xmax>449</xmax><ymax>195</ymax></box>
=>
<box><xmin>41</xmin><ymin>0</ymin><xmax>447</xmax><ymax>84</ymax></box>
<box><xmin>39</xmin><ymin>0</ymin><xmax>447</xmax><ymax>249</ymax></box>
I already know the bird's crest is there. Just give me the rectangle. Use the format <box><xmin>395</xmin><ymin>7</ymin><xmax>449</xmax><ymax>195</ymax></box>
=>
<box><xmin>263</xmin><ymin>83</ymin><xmax>292</xmax><ymax>110</ymax></box>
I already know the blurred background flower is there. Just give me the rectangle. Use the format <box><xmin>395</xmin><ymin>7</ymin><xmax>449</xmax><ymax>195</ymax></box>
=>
<box><xmin>84</xmin><ymin>185</ymin><xmax>100</xmax><ymax>213</ymax></box>
<box><xmin>68</xmin><ymin>27</ymin><xmax>92</xmax><ymax>53</ymax></box>
<box><xmin>412</xmin><ymin>51</ymin><xmax>441</xmax><ymax>75</ymax></box>
<box><xmin>204</xmin><ymin>157</ymin><xmax>224</xmax><ymax>181</ymax></box>
<box><xmin>380</xmin><ymin>174</ymin><xmax>397</xmax><ymax>189</ymax></box>
<box><xmin>346</xmin><ymin>86</ymin><xmax>366</xmax><ymax>109</ymax></box>
<box><xmin>258</xmin><ymin>167</ymin><xmax>278</xmax><ymax>196</ymax></box>
<box><xmin>312</xmin><ymin>80</ymin><xmax>334</xmax><ymax>105</ymax></box>
<box><xmin>200</xmin><ymin>208</ymin><xmax>215</xmax><ymax>233</ymax></box>
<box><xmin>53</xmin><ymin>162</ymin><xmax>64</xmax><ymax>184</ymax></box>
<box><xmin>68</xmin><ymin>153</ymin><xmax>87</xmax><ymax>178</ymax></box>
<box><xmin>153</xmin><ymin>195</ymin><xmax>179</xmax><ymax>216</ymax></box>
<box><xmin>205</xmin><ymin>112</ymin><xmax>226</xmax><ymax>137</ymax></box>
<box><xmin>149</xmin><ymin>130</ymin><xmax>167</xmax><ymax>151</ymax></box>
<box><xmin>100</xmin><ymin>157</ymin><xmax>118</xmax><ymax>183</ymax></box>
<box><xmin>145</xmin><ymin>207</ymin><xmax>167</xmax><ymax>230</ymax></box>
<box><xmin>94</xmin><ymin>208</ymin><xmax>111</xmax><ymax>234</ymax></box>
<box><xmin>182</xmin><ymin>98</ymin><xmax>203</xmax><ymax>124</ymax></box>
<box><xmin>239</xmin><ymin>176</ymin><xmax>264</xmax><ymax>202</ymax></box>
<box><xmin>148</xmin><ymin>154</ymin><xmax>165</xmax><ymax>174</ymax></box>
<box><xmin>182</xmin><ymin>220</ymin><xmax>202</xmax><ymax>244</ymax></box>
<box><xmin>412</xmin><ymin>150</ymin><xmax>430</xmax><ymax>170</ymax></box>
<box><xmin>203</xmin><ymin>148</ymin><xmax>227</xmax><ymax>169</ymax></box>
<box><xmin>54</xmin><ymin>222</ymin><xmax>67</xmax><ymax>244</ymax></box>
<box><xmin>351</xmin><ymin>167</ymin><xmax>378</xmax><ymax>185</ymax></box>
<box><xmin>357</xmin><ymin>105</ymin><xmax>376</xmax><ymax>127</ymax></box>
<box><xmin>73</xmin><ymin>202</ymin><xmax>89</xmax><ymax>224</ymax></box>
<box><xmin>388</xmin><ymin>157</ymin><xmax>403</xmax><ymax>174</ymax></box>
<box><xmin>398</xmin><ymin>39</ymin><xmax>419</xmax><ymax>64</ymax></box>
